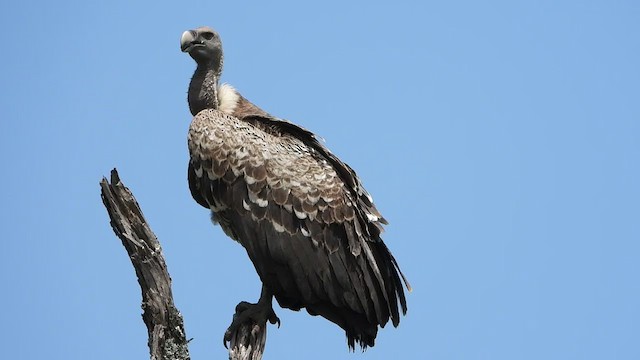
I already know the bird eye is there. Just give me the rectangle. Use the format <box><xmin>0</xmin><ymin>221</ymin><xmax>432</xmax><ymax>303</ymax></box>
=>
<box><xmin>202</xmin><ymin>32</ymin><xmax>214</xmax><ymax>40</ymax></box>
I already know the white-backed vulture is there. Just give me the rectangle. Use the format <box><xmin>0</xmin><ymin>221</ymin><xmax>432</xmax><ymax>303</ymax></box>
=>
<box><xmin>181</xmin><ymin>26</ymin><xmax>410</xmax><ymax>349</ymax></box>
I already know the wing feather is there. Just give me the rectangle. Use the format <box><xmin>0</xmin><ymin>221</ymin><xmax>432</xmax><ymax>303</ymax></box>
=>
<box><xmin>188</xmin><ymin>108</ymin><xmax>407</xmax><ymax>348</ymax></box>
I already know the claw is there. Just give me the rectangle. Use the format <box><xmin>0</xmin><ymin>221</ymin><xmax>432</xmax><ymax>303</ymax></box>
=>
<box><xmin>223</xmin><ymin>286</ymin><xmax>279</xmax><ymax>349</ymax></box>
<box><xmin>222</xmin><ymin>292</ymin><xmax>280</xmax><ymax>348</ymax></box>
<box><xmin>223</xmin><ymin>328</ymin><xmax>232</xmax><ymax>348</ymax></box>
<box><xmin>267</xmin><ymin>310</ymin><xmax>280</xmax><ymax>328</ymax></box>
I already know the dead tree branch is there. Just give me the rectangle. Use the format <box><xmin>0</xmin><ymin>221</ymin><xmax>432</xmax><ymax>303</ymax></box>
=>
<box><xmin>100</xmin><ymin>168</ymin><xmax>267</xmax><ymax>360</ymax></box>
<box><xmin>227</xmin><ymin>311</ymin><xmax>268</xmax><ymax>360</ymax></box>
<box><xmin>101</xmin><ymin>168</ymin><xmax>190</xmax><ymax>360</ymax></box>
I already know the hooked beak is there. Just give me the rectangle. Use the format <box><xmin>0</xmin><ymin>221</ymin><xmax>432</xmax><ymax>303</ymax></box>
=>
<box><xmin>180</xmin><ymin>30</ymin><xmax>202</xmax><ymax>53</ymax></box>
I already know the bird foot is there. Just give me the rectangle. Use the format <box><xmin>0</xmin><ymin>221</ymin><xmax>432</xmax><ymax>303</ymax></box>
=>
<box><xmin>223</xmin><ymin>299</ymin><xmax>280</xmax><ymax>348</ymax></box>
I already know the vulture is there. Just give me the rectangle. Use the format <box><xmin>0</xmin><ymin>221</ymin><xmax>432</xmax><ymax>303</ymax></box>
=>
<box><xmin>180</xmin><ymin>26</ymin><xmax>410</xmax><ymax>350</ymax></box>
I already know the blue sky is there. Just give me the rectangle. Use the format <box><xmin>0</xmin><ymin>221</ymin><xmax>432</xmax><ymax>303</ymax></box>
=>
<box><xmin>1</xmin><ymin>1</ymin><xmax>638</xmax><ymax>359</ymax></box>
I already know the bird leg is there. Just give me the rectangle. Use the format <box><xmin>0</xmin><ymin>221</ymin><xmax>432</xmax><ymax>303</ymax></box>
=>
<box><xmin>223</xmin><ymin>285</ymin><xmax>280</xmax><ymax>348</ymax></box>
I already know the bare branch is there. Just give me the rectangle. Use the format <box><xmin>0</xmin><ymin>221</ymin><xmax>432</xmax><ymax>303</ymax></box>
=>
<box><xmin>100</xmin><ymin>169</ymin><xmax>190</xmax><ymax>360</ymax></box>
<box><xmin>227</xmin><ymin>313</ymin><xmax>268</xmax><ymax>360</ymax></box>
<box><xmin>100</xmin><ymin>168</ymin><xmax>268</xmax><ymax>360</ymax></box>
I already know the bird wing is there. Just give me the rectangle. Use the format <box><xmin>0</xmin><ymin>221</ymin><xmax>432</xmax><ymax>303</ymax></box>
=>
<box><xmin>188</xmin><ymin>108</ymin><xmax>407</xmax><ymax>348</ymax></box>
<box><xmin>241</xmin><ymin>114</ymin><xmax>388</xmax><ymax>227</ymax></box>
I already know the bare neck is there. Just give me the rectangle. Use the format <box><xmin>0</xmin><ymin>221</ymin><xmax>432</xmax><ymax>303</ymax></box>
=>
<box><xmin>188</xmin><ymin>63</ymin><xmax>219</xmax><ymax>116</ymax></box>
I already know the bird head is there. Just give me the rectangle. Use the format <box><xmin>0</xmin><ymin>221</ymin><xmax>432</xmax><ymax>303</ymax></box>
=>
<box><xmin>181</xmin><ymin>26</ymin><xmax>223</xmax><ymax>70</ymax></box>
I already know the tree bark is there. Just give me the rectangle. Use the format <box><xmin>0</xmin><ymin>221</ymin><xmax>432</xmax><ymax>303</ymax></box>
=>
<box><xmin>101</xmin><ymin>169</ymin><xmax>190</xmax><ymax>360</ymax></box>
<box><xmin>100</xmin><ymin>168</ymin><xmax>267</xmax><ymax>360</ymax></box>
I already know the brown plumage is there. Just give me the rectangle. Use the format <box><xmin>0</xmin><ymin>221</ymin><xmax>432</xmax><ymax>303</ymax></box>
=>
<box><xmin>181</xmin><ymin>26</ymin><xmax>410</xmax><ymax>349</ymax></box>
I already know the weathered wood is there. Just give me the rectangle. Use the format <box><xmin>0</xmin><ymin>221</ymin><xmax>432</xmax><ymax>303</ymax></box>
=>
<box><xmin>101</xmin><ymin>168</ymin><xmax>190</xmax><ymax>360</ymax></box>
<box><xmin>100</xmin><ymin>168</ymin><xmax>267</xmax><ymax>360</ymax></box>
<box><xmin>226</xmin><ymin>310</ymin><xmax>268</xmax><ymax>360</ymax></box>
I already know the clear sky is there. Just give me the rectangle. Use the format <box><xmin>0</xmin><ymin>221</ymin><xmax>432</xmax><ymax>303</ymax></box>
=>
<box><xmin>1</xmin><ymin>1</ymin><xmax>638</xmax><ymax>359</ymax></box>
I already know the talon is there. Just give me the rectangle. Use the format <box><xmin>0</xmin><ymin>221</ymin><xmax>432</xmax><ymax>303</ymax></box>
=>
<box><xmin>223</xmin><ymin>286</ymin><xmax>279</xmax><ymax>348</ymax></box>
<box><xmin>223</xmin><ymin>329</ymin><xmax>232</xmax><ymax>348</ymax></box>
<box><xmin>268</xmin><ymin>312</ymin><xmax>281</xmax><ymax>327</ymax></box>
